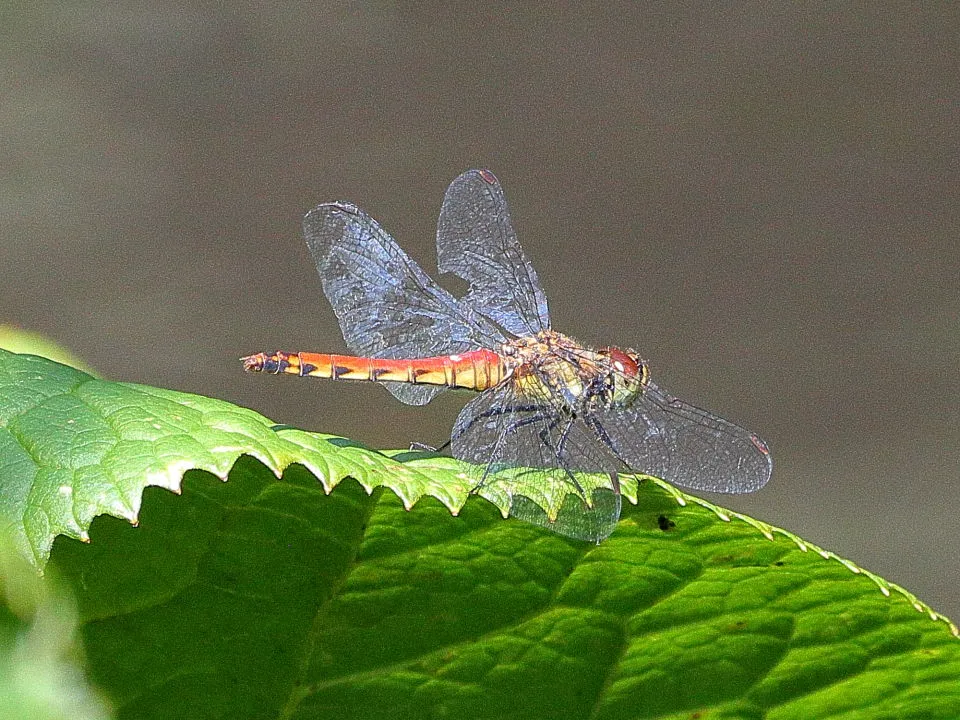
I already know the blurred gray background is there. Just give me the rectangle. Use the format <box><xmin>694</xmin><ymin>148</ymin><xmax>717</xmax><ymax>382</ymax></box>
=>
<box><xmin>3</xmin><ymin>4</ymin><xmax>958</xmax><ymax>621</ymax></box>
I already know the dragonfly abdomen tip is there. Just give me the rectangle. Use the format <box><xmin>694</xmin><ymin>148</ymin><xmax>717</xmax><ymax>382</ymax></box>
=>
<box><xmin>241</xmin><ymin>352</ymin><xmax>290</xmax><ymax>374</ymax></box>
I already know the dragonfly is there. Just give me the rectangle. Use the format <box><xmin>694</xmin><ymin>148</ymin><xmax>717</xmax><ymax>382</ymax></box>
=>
<box><xmin>242</xmin><ymin>169</ymin><xmax>772</xmax><ymax>542</ymax></box>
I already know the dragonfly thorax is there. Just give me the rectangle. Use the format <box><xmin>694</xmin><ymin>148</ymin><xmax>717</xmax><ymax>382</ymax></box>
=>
<box><xmin>502</xmin><ymin>330</ymin><xmax>648</xmax><ymax>410</ymax></box>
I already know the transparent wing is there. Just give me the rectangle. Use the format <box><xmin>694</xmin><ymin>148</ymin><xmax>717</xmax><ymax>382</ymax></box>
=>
<box><xmin>590</xmin><ymin>378</ymin><xmax>773</xmax><ymax>493</ymax></box>
<box><xmin>437</xmin><ymin>169</ymin><xmax>550</xmax><ymax>338</ymax></box>
<box><xmin>303</xmin><ymin>202</ymin><xmax>506</xmax><ymax>405</ymax></box>
<box><xmin>451</xmin><ymin>383</ymin><xmax>623</xmax><ymax>542</ymax></box>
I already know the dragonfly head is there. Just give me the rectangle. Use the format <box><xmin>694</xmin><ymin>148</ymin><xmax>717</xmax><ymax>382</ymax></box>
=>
<box><xmin>598</xmin><ymin>347</ymin><xmax>649</xmax><ymax>406</ymax></box>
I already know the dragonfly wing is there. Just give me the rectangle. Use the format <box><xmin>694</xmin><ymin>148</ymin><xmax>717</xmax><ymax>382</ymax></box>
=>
<box><xmin>591</xmin><ymin>379</ymin><xmax>773</xmax><ymax>493</ymax></box>
<box><xmin>451</xmin><ymin>384</ymin><xmax>623</xmax><ymax>542</ymax></box>
<box><xmin>436</xmin><ymin>169</ymin><xmax>550</xmax><ymax>338</ymax></box>
<box><xmin>381</xmin><ymin>381</ymin><xmax>445</xmax><ymax>406</ymax></box>
<box><xmin>303</xmin><ymin>202</ymin><xmax>506</xmax><ymax>405</ymax></box>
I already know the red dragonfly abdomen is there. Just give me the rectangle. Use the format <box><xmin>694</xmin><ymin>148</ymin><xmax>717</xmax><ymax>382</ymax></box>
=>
<box><xmin>242</xmin><ymin>348</ymin><xmax>507</xmax><ymax>391</ymax></box>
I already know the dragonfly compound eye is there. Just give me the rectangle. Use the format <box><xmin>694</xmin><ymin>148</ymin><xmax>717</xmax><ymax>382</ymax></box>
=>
<box><xmin>604</xmin><ymin>348</ymin><xmax>640</xmax><ymax>377</ymax></box>
<box><xmin>601</xmin><ymin>348</ymin><xmax>647</xmax><ymax>405</ymax></box>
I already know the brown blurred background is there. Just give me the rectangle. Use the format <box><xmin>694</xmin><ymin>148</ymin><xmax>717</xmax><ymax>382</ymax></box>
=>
<box><xmin>3</xmin><ymin>4</ymin><xmax>958</xmax><ymax>621</ymax></box>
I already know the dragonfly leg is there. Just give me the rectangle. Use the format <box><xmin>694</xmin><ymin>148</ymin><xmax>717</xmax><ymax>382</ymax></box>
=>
<box><xmin>451</xmin><ymin>403</ymin><xmax>545</xmax><ymax>442</ymax></box>
<box><xmin>609</xmin><ymin>471</ymin><xmax>621</xmax><ymax>496</ymax></box>
<box><xmin>584</xmin><ymin>415</ymin><xmax>628</xmax><ymax>497</ymax></box>
<box><xmin>496</xmin><ymin>413</ymin><xmax>589</xmax><ymax>499</ymax></box>
<box><xmin>409</xmin><ymin>440</ymin><xmax>446</xmax><ymax>453</ymax></box>
<box><xmin>469</xmin><ymin>412</ymin><xmax>554</xmax><ymax>492</ymax></box>
<box><xmin>549</xmin><ymin>417</ymin><xmax>589</xmax><ymax>497</ymax></box>
<box><xmin>585</xmin><ymin>414</ymin><xmax>632</xmax><ymax>468</ymax></box>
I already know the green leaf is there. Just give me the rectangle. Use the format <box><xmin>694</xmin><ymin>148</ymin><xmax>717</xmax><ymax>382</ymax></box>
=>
<box><xmin>0</xmin><ymin>349</ymin><xmax>482</xmax><ymax>567</ymax></box>
<box><xmin>1</xmin><ymin>348</ymin><xmax>958</xmax><ymax>719</ymax></box>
